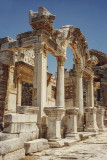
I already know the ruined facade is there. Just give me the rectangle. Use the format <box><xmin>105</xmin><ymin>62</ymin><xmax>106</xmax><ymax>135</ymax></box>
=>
<box><xmin>0</xmin><ymin>7</ymin><xmax>106</xmax><ymax>159</ymax></box>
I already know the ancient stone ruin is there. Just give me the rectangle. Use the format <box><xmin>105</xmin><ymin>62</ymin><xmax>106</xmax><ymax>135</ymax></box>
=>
<box><xmin>0</xmin><ymin>6</ymin><xmax>106</xmax><ymax>160</ymax></box>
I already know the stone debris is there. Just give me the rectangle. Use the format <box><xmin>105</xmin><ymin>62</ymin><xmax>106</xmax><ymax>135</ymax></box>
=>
<box><xmin>1</xmin><ymin>148</ymin><xmax>25</xmax><ymax>160</ymax></box>
<box><xmin>24</xmin><ymin>139</ymin><xmax>49</xmax><ymax>154</ymax></box>
<box><xmin>0</xmin><ymin>138</ymin><xmax>24</xmax><ymax>155</ymax></box>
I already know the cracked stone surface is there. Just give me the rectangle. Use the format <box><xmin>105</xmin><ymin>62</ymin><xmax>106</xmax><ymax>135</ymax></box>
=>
<box><xmin>22</xmin><ymin>131</ymin><xmax>107</xmax><ymax>160</ymax></box>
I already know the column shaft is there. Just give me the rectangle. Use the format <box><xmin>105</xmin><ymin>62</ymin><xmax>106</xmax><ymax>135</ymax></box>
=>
<box><xmin>7</xmin><ymin>66</ymin><xmax>17</xmax><ymax>112</ymax></box>
<box><xmin>87</xmin><ymin>77</ymin><xmax>94</xmax><ymax>108</ymax></box>
<box><xmin>17</xmin><ymin>79</ymin><xmax>22</xmax><ymax>106</ymax></box>
<box><xmin>76</xmin><ymin>70</ymin><xmax>84</xmax><ymax>131</ymax></box>
<box><xmin>56</xmin><ymin>57</ymin><xmax>65</xmax><ymax>107</ymax></box>
<box><xmin>33</xmin><ymin>47</ymin><xmax>47</xmax><ymax>126</ymax></box>
<box><xmin>76</xmin><ymin>72</ymin><xmax>84</xmax><ymax>116</ymax></box>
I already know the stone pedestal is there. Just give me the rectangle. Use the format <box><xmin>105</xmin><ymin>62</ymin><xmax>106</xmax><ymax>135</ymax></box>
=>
<box><xmin>85</xmin><ymin>107</ymin><xmax>98</xmax><ymax>132</ymax></box>
<box><xmin>44</xmin><ymin>107</ymin><xmax>64</xmax><ymax>139</ymax></box>
<box><xmin>97</xmin><ymin>108</ymin><xmax>105</xmax><ymax>132</ymax></box>
<box><xmin>65</xmin><ymin>108</ymin><xmax>79</xmax><ymax>137</ymax></box>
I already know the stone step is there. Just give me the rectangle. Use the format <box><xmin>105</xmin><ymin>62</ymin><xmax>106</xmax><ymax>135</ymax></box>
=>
<box><xmin>24</xmin><ymin>139</ymin><xmax>49</xmax><ymax>154</ymax></box>
<box><xmin>0</xmin><ymin>138</ymin><xmax>24</xmax><ymax>155</ymax></box>
<box><xmin>48</xmin><ymin>139</ymin><xmax>64</xmax><ymax>148</ymax></box>
<box><xmin>1</xmin><ymin>148</ymin><xmax>25</xmax><ymax>160</ymax></box>
<box><xmin>3</xmin><ymin>123</ymin><xmax>38</xmax><ymax>133</ymax></box>
<box><xmin>0</xmin><ymin>133</ymin><xmax>18</xmax><ymax>141</ymax></box>
<box><xmin>4</xmin><ymin>113</ymin><xmax>38</xmax><ymax>123</ymax></box>
<box><xmin>0</xmin><ymin>132</ymin><xmax>39</xmax><ymax>142</ymax></box>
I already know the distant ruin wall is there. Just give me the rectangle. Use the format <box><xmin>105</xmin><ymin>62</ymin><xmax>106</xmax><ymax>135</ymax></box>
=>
<box><xmin>0</xmin><ymin>64</ymin><xmax>8</xmax><ymax>129</ymax></box>
<box><xmin>21</xmin><ymin>82</ymin><xmax>33</xmax><ymax>106</ymax></box>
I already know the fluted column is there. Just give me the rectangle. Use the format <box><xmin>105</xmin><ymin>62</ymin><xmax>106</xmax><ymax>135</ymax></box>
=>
<box><xmin>87</xmin><ymin>76</ymin><xmax>94</xmax><ymax>108</ymax></box>
<box><xmin>76</xmin><ymin>70</ymin><xmax>84</xmax><ymax>131</ymax></box>
<box><xmin>33</xmin><ymin>44</ymin><xmax>47</xmax><ymax>136</ymax></box>
<box><xmin>56</xmin><ymin>56</ymin><xmax>65</xmax><ymax>108</ymax></box>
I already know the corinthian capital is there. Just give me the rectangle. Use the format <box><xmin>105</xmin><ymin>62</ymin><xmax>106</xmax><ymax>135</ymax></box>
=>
<box><xmin>34</xmin><ymin>43</ymin><xmax>47</xmax><ymax>58</ymax></box>
<box><xmin>57</xmin><ymin>56</ymin><xmax>65</xmax><ymax>66</ymax></box>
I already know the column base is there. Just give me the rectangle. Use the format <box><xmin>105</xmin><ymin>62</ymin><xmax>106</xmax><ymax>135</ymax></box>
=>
<box><xmin>65</xmin><ymin>133</ymin><xmax>80</xmax><ymax>141</ymax></box>
<box><xmin>98</xmin><ymin>126</ymin><xmax>105</xmax><ymax>132</ymax></box>
<box><xmin>84</xmin><ymin>127</ymin><xmax>98</xmax><ymax>132</ymax></box>
<box><xmin>48</xmin><ymin>138</ymin><xmax>64</xmax><ymax>148</ymax></box>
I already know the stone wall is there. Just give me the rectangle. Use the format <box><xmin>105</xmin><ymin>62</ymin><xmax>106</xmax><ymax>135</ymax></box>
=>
<box><xmin>94</xmin><ymin>65</ymin><xmax>107</xmax><ymax>107</ymax></box>
<box><xmin>21</xmin><ymin>82</ymin><xmax>33</xmax><ymax>106</ymax></box>
<box><xmin>0</xmin><ymin>64</ymin><xmax>8</xmax><ymax>130</ymax></box>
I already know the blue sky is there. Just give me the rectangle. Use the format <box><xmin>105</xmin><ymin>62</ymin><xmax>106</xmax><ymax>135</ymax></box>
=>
<box><xmin>0</xmin><ymin>0</ymin><xmax>107</xmax><ymax>74</ymax></box>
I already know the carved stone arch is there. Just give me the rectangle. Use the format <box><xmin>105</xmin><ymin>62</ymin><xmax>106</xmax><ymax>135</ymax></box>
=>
<box><xmin>56</xmin><ymin>25</ymin><xmax>88</xmax><ymax>68</ymax></box>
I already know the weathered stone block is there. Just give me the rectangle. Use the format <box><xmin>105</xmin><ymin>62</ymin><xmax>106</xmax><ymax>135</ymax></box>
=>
<box><xmin>0</xmin><ymin>133</ymin><xmax>18</xmax><ymax>141</ymax></box>
<box><xmin>4</xmin><ymin>113</ymin><xmax>37</xmax><ymax>123</ymax></box>
<box><xmin>16</xmin><ymin>106</ymin><xmax>39</xmax><ymax>114</ymax></box>
<box><xmin>32</xmin><ymin>130</ymin><xmax>39</xmax><ymax>140</ymax></box>
<box><xmin>2</xmin><ymin>148</ymin><xmax>25</xmax><ymax>160</ymax></box>
<box><xmin>0</xmin><ymin>51</ymin><xmax>15</xmax><ymax>66</ymax></box>
<box><xmin>19</xmin><ymin>132</ymin><xmax>33</xmax><ymax>142</ymax></box>
<box><xmin>48</xmin><ymin>140</ymin><xmax>64</xmax><ymax>148</ymax></box>
<box><xmin>24</xmin><ymin>139</ymin><xmax>49</xmax><ymax>154</ymax></box>
<box><xmin>3</xmin><ymin>123</ymin><xmax>38</xmax><ymax>133</ymax></box>
<box><xmin>24</xmin><ymin>140</ymin><xmax>38</xmax><ymax>154</ymax></box>
<box><xmin>0</xmin><ymin>138</ymin><xmax>24</xmax><ymax>155</ymax></box>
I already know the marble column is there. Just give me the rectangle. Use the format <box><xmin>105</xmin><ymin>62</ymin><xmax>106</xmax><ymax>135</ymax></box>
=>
<box><xmin>85</xmin><ymin>107</ymin><xmax>98</xmax><ymax>132</ymax></box>
<box><xmin>17</xmin><ymin>78</ymin><xmax>22</xmax><ymax>106</ymax></box>
<box><xmin>65</xmin><ymin>108</ymin><xmax>79</xmax><ymax>137</ymax></box>
<box><xmin>97</xmin><ymin>107</ymin><xmax>105</xmax><ymax>132</ymax></box>
<box><xmin>7</xmin><ymin>66</ymin><xmax>17</xmax><ymax>112</ymax></box>
<box><xmin>33</xmin><ymin>44</ymin><xmax>47</xmax><ymax>136</ymax></box>
<box><xmin>87</xmin><ymin>77</ymin><xmax>94</xmax><ymax>108</ymax></box>
<box><xmin>56</xmin><ymin>56</ymin><xmax>65</xmax><ymax>107</ymax></box>
<box><xmin>76</xmin><ymin>70</ymin><xmax>84</xmax><ymax>131</ymax></box>
<box><xmin>44</xmin><ymin>107</ymin><xmax>64</xmax><ymax>139</ymax></box>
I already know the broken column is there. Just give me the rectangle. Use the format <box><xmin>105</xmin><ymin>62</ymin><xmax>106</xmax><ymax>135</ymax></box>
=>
<box><xmin>65</xmin><ymin>108</ymin><xmax>79</xmax><ymax>137</ymax></box>
<box><xmin>97</xmin><ymin>107</ymin><xmax>105</xmax><ymax>131</ymax></box>
<box><xmin>85</xmin><ymin>107</ymin><xmax>98</xmax><ymax>132</ymax></box>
